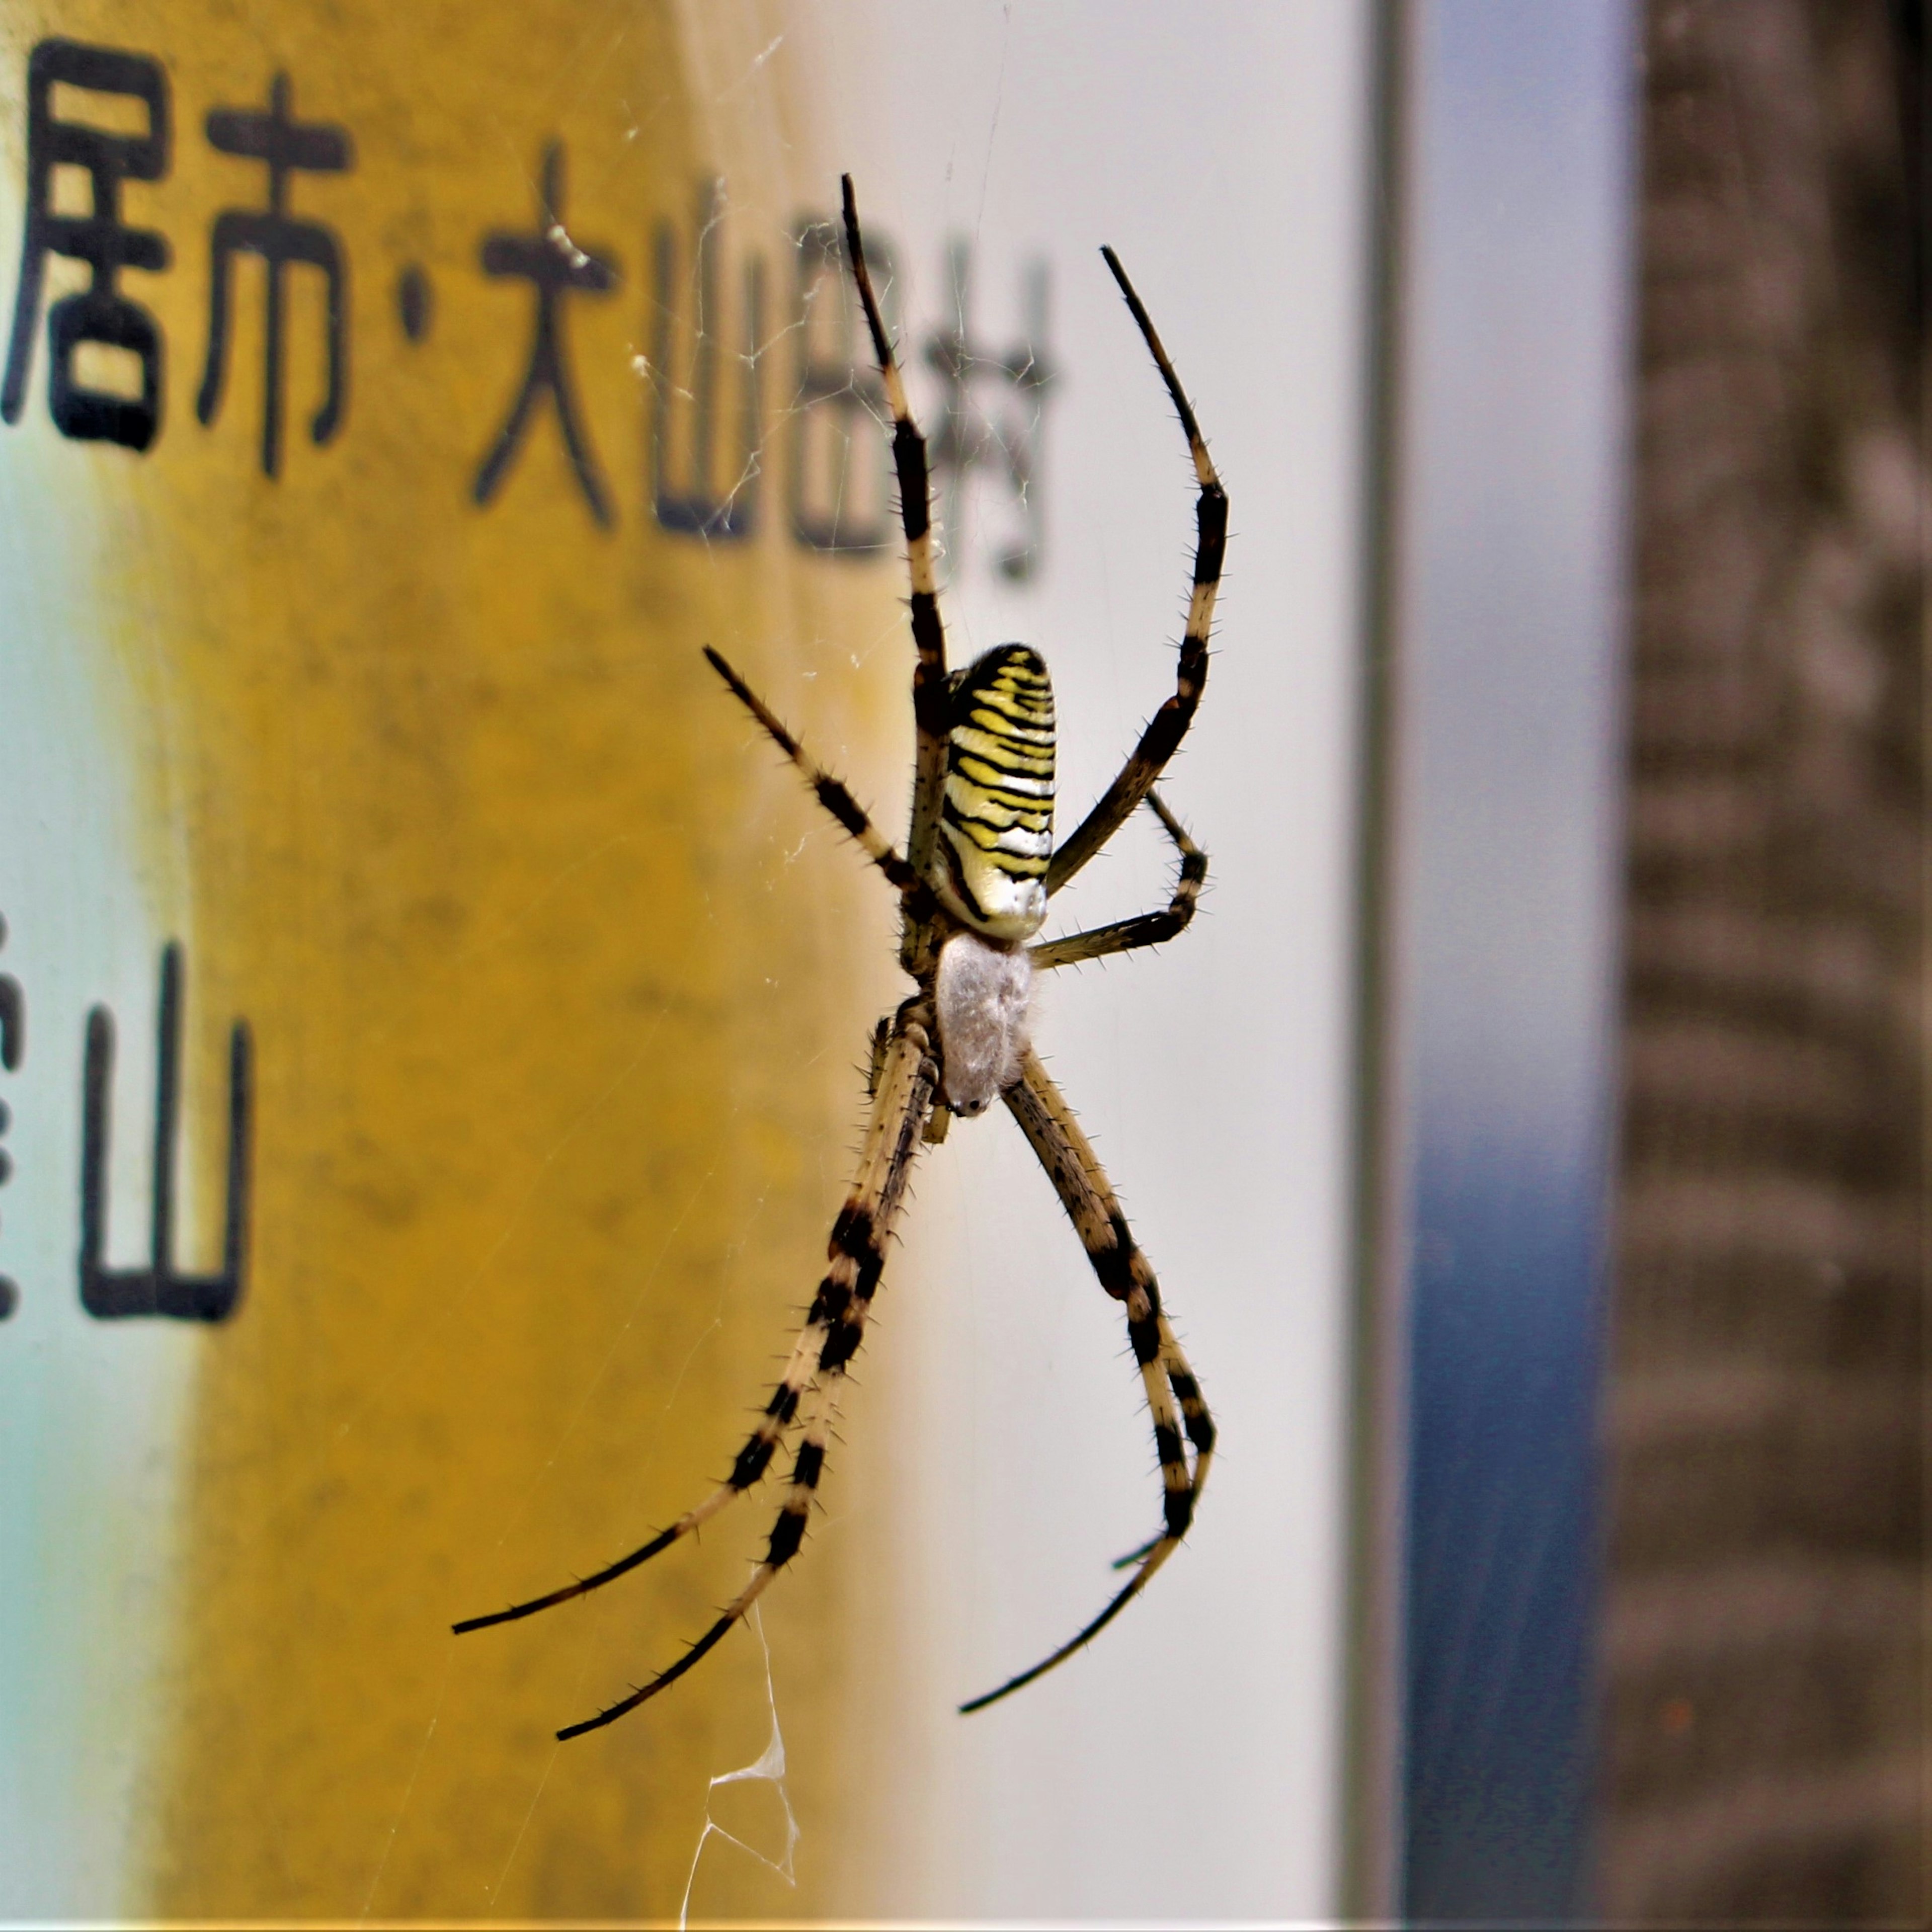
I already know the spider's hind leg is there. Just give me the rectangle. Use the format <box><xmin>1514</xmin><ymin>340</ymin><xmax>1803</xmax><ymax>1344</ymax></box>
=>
<box><xmin>1112</xmin><ymin>1312</ymin><xmax>1217</xmax><ymax>1569</ymax></box>
<box><xmin>869</xmin><ymin>1011</ymin><xmax>951</xmax><ymax>1140</ymax></box>
<box><xmin>550</xmin><ymin>1002</ymin><xmax>939</xmax><ymax>1738</ymax></box>
<box><xmin>456</xmin><ymin>1004</ymin><xmax>937</xmax><ymax>1663</ymax></box>
<box><xmin>959</xmin><ymin>1048</ymin><xmax>1214</xmax><ymax>1714</ymax></box>
<box><xmin>454</xmin><ymin>1280</ymin><xmax>822</xmax><ymax>1636</ymax></box>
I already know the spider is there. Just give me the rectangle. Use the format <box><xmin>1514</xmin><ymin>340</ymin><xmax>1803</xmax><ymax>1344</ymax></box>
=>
<box><xmin>456</xmin><ymin>177</ymin><xmax>1227</xmax><ymax>1737</ymax></box>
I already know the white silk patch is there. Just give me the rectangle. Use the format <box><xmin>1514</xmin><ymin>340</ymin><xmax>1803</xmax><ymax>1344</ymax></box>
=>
<box><xmin>934</xmin><ymin>931</ymin><xmax>1035</xmax><ymax>1116</ymax></box>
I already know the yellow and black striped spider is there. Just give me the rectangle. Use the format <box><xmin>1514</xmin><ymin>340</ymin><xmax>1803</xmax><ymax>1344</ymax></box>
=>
<box><xmin>456</xmin><ymin>178</ymin><xmax>1226</xmax><ymax>1736</ymax></box>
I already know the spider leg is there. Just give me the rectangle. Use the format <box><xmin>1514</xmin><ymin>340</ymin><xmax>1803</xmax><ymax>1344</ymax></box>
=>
<box><xmin>554</xmin><ymin>1003</ymin><xmax>938</xmax><ymax>1738</ymax></box>
<box><xmin>555</xmin><ymin>1381</ymin><xmax>835</xmax><ymax>1739</ymax></box>
<box><xmin>456</xmin><ymin>1003</ymin><xmax>935</xmax><ymax>1643</ymax></box>
<box><xmin>1029</xmin><ymin>790</ymin><xmax>1206</xmax><ymax>972</ymax></box>
<box><xmin>704</xmin><ymin>647</ymin><xmax>939</xmax><ymax>917</ymax></box>
<box><xmin>1045</xmin><ymin>252</ymin><xmax>1227</xmax><ymax>897</ymax></box>
<box><xmin>841</xmin><ymin>176</ymin><xmax>949</xmax><ymax>913</ymax></box>
<box><xmin>1112</xmin><ymin>1313</ymin><xmax>1218</xmax><ymax>1568</ymax></box>
<box><xmin>452</xmin><ymin>1320</ymin><xmax>816</xmax><ymax>1635</ymax></box>
<box><xmin>960</xmin><ymin>1050</ymin><xmax>1214</xmax><ymax>1714</ymax></box>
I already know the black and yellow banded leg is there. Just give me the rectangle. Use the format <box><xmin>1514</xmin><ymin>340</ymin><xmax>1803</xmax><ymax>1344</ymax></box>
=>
<box><xmin>1159</xmin><ymin>1307</ymin><xmax>1216</xmax><ymax>1498</ymax></box>
<box><xmin>962</xmin><ymin>1048</ymin><xmax>1213</xmax><ymax>1714</ymax></box>
<box><xmin>1001</xmin><ymin>1049</ymin><xmax>1200</xmax><ymax>1540</ymax></box>
<box><xmin>451</xmin><ymin>1307</ymin><xmax>822</xmax><ymax>1636</ymax></box>
<box><xmin>703</xmin><ymin>646</ymin><xmax>940</xmax><ymax>923</ymax></box>
<box><xmin>451</xmin><ymin>1025</ymin><xmax>926</xmax><ymax>1641</ymax></box>
<box><xmin>841</xmin><ymin>175</ymin><xmax>950</xmax><ymax>925</ymax></box>
<box><xmin>550</xmin><ymin>1008</ymin><xmax>938</xmax><ymax>1739</ymax></box>
<box><xmin>453</xmin><ymin>1011</ymin><xmax>932</xmax><ymax>1640</ymax></box>
<box><xmin>1029</xmin><ymin>790</ymin><xmax>1206</xmax><ymax>973</ymax></box>
<box><xmin>556</xmin><ymin>1379</ymin><xmax>838</xmax><ymax>1740</ymax></box>
<box><xmin>1112</xmin><ymin>1311</ymin><xmax>1218</xmax><ymax>1570</ymax></box>
<box><xmin>1048</xmin><ymin>252</ymin><xmax>1227</xmax><ymax>896</ymax></box>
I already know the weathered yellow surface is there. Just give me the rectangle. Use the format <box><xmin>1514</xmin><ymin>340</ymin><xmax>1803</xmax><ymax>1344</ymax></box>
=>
<box><xmin>7</xmin><ymin>0</ymin><xmax>911</xmax><ymax>1915</ymax></box>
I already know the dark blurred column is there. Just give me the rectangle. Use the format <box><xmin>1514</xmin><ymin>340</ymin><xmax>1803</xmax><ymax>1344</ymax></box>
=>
<box><xmin>1602</xmin><ymin>3</ymin><xmax>1927</xmax><ymax>1920</ymax></box>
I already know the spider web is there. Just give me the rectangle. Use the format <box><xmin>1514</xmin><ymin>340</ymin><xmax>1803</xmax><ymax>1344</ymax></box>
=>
<box><xmin>675</xmin><ymin>1605</ymin><xmax>799</xmax><ymax>1929</ymax></box>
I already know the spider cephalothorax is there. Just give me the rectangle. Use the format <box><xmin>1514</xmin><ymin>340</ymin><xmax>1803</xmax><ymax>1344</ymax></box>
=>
<box><xmin>458</xmin><ymin>176</ymin><xmax>1226</xmax><ymax>1736</ymax></box>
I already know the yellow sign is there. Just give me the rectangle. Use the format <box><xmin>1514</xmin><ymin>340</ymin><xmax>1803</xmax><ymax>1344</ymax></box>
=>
<box><xmin>3</xmin><ymin>3</ymin><xmax>1371</xmax><ymax>1920</ymax></box>
<box><xmin>0</xmin><ymin>2</ymin><xmax>937</xmax><ymax>1917</ymax></box>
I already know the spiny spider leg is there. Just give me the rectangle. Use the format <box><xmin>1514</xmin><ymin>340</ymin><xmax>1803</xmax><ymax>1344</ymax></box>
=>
<box><xmin>1113</xmin><ymin>1314</ymin><xmax>1219</xmax><ymax>1569</ymax></box>
<box><xmin>961</xmin><ymin>1050</ymin><xmax>1215</xmax><ymax>1714</ymax></box>
<box><xmin>841</xmin><ymin>175</ymin><xmax>949</xmax><ymax>923</ymax></box>
<box><xmin>1046</xmin><ymin>251</ymin><xmax>1227</xmax><ymax>896</ymax></box>
<box><xmin>557</xmin><ymin>1379</ymin><xmax>837</xmax><ymax>1740</ymax></box>
<box><xmin>451</xmin><ymin>1315</ymin><xmax>817</xmax><ymax>1636</ymax></box>
<box><xmin>551</xmin><ymin>1005</ymin><xmax>938</xmax><ymax>1739</ymax></box>
<box><xmin>465</xmin><ymin>184</ymin><xmax>1231</xmax><ymax>1734</ymax></box>
<box><xmin>703</xmin><ymin>647</ymin><xmax>939</xmax><ymax>918</ymax></box>
<box><xmin>1030</xmin><ymin>790</ymin><xmax>1206</xmax><ymax>972</ymax></box>
<box><xmin>1158</xmin><ymin>1305</ymin><xmax>1217</xmax><ymax>1502</ymax></box>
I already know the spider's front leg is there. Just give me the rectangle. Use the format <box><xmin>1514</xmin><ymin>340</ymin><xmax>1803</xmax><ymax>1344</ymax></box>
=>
<box><xmin>959</xmin><ymin>1048</ymin><xmax>1215</xmax><ymax>1714</ymax></box>
<box><xmin>1046</xmin><ymin>251</ymin><xmax>1227</xmax><ymax>896</ymax></box>
<box><xmin>841</xmin><ymin>175</ymin><xmax>950</xmax><ymax>917</ymax></box>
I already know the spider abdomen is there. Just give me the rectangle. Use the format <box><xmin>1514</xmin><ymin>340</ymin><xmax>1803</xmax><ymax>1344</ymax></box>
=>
<box><xmin>934</xmin><ymin>930</ymin><xmax>1035</xmax><ymax>1116</ymax></box>
<box><xmin>935</xmin><ymin>644</ymin><xmax>1055</xmax><ymax>942</ymax></box>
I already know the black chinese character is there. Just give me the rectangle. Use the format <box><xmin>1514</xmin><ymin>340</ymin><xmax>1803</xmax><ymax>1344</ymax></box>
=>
<box><xmin>80</xmin><ymin>942</ymin><xmax>251</xmax><ymax>1323</ymax></box>
<box><xmin>0</xmin><ymin>912</ymin><xmax>19</xmax><ymax>1074</ymax></box>
<box><xmin>786</xmin><ymin>215</ymin><xmax>894</xmax><ymax>555</ymax></box>
<box><xmin>196</xmin><ymin>72</ymin><xmax>353</xmax><ymax>478</ymax></box>
<box><xmin>2</xmin><ymin>39</ymin><xmax>170</xmax><ymax>451</ymax></box>
<box><xmin>474</xmin><ymin>143</ymin><xmax>618</xmax><ymax>527</ymax></box>
<box><xmin>0</xmin><ymin>912</ymin><xmax>19</xmax><ymax>1321</ymax></box>
<box><xmin>650</xmin><ymin>179</ymin><xmax>763</xmax><ymax>542</ymax></box>
<box><xmin>924</xmin><ymin>241</ymin><xmax>1055</xmax><ymax>580</ymax></box>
